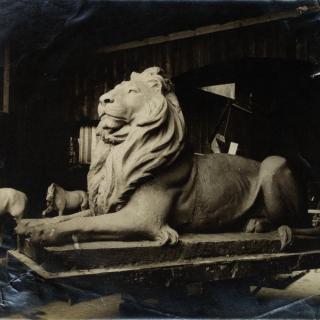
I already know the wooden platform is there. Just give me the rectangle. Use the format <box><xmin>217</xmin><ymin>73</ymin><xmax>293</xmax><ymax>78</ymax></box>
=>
<box><xmin>8</xmin><ymin>232</ymin><xmax>320</xmax><ymax>284</ymax></box>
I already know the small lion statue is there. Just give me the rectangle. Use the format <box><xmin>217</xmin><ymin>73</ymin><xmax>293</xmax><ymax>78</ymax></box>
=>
<box><xmin>42</xmin><ymin>183</ymin><xmax>89</xmax><ymax>217</ymax></box>
<box><xmin>16</xmin><ymin>67</ymin><xmax>320</xmax><ymax>249</ymax></box>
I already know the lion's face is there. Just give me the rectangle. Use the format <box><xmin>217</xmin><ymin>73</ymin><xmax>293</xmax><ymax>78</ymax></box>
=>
<box><xmin>98</xmin><ymin>79</ymin><xmax>157</xmax><ymax>132</ymax></box>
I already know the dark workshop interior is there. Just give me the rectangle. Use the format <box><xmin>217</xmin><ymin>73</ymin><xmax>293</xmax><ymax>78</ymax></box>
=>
<box><xmin>1</xmin><ymin>0</ymin><xmax>320</xmax><ymax>318</ymax></box>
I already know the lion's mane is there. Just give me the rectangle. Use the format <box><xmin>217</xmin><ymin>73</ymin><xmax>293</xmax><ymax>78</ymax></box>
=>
<box><xmin>88</xmin><ymin>67</ymin><xmax>186</xmax><ymax>215</ymax></box>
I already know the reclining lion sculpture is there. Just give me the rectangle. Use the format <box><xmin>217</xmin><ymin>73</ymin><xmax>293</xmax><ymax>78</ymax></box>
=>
<box><xmin>17</xmin><ymin>67</ymin><xmax>320</xmax><ymax>249</ymax></box>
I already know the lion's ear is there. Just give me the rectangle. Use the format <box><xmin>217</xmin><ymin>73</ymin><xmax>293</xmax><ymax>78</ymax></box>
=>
<box><xmin>130</xmin><ymin>72</ymin><xmax>139</xmax><ymax>80</ymax></box>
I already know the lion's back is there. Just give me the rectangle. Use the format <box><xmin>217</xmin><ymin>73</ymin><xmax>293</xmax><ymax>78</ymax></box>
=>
<box><xmin>196</xmin><ymin>153</ymin><xmax>260</xmax><ymax>179</ymax></box>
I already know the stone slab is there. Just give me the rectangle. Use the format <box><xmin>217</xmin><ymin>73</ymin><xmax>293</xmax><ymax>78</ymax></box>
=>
<box><xmin>9</xmin><ymin>248</ymin><xmax>320</xmax><ymax>284</ymax></box>
<box><xmin>9</xmin><ymin>232</ymin><xmax>320</xmax><ymax>282</ymax></box>
<box><xmin>17</xmin><ymin>232</ymin><xmax>285</xmax><ymax>272</ymax></box>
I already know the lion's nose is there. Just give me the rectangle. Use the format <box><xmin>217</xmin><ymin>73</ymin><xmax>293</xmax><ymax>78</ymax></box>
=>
<box><xmin>100</xmin><ymin>95</ymin><xmax>114</xmax><ymax>104</ymax></box>
<box><xmin>104</xmin><ymin>97</ymin><xmax>114</xmax><ymax>104</ymax></box>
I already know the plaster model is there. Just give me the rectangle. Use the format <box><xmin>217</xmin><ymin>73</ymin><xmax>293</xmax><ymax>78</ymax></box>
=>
<box><xmin>16</xmin><ymin>67</ymin><xmax>320</xmax><ymax>249</ymax></box>
<box><xmin>42</xmin><ymin>183</ymin><xmax>89</xmax><ymax>217</ymax></box>
<box><xmin>0</xmin><ymin>188</ymin><xmax>28</xmax><ymax>221</ymax></box>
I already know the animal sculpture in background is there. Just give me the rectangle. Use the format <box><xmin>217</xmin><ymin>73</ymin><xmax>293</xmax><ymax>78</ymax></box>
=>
<box><xmin>0</xmin><ymin>188</ymin><xmax>28</xmax><ymax>221</ymax></box>
<box><xmin>42</xmin><ymin>183</ymin><xmax>89</xmax><ymax>217</ymax></box>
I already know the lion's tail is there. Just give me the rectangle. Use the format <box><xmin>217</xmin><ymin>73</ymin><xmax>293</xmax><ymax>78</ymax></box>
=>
<box><xmin>278</xmin><ymin>225</ymin><xmax>320</xmax><ymax>251</ymax></box>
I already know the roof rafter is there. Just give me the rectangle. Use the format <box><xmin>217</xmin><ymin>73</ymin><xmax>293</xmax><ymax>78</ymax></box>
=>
<box><xmin>97</xmin><ymin>4</ymin><xmax>320</xmax><ymax>54</ymax></box>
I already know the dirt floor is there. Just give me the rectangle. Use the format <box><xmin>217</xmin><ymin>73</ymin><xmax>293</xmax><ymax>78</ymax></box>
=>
<box><xmin>8</xmin><ymin>294</ymin><xmax>122</xmax><ymax>319</ymax></box>
<box><xmin>3</xmin><ymin>269</ymin><xmax>320</xmax><ymax>319</ymax></box>
<box><xmin>255</xmin><ymin>270</ymin><xmax>320</xmax><ymax>318</ymax></box>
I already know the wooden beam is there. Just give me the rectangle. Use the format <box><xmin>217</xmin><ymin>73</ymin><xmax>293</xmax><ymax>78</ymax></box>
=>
<box><xmin>97</xmin><ymin>5</ymin><xmax>320</xmax><ymax>54</ymax></box>
<box><xmin>9</xmin><ymin>247</ymin><xmax>320</xmax><ymax>281</ymax></box>
<box><xmin>2</xmin><ymin>43</ymin><xmax>10</xmax><ymax>113</ymax></box>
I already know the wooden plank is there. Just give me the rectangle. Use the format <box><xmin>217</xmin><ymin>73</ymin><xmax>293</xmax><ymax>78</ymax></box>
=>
<box><xmin>97</xmin><ymin>5</ymin><xmax>320</xmax><ymax>54</ymax></box>
<box><xmin>2</xmin><ymin>43</ymin><xmax>10</xmax><ymax>113</ymax></box>
<box><xmin>14</xmin><ymin>232</ymin><xmax>320</xmax><ymax>276</ymax></box>
<box><xmin>9</xmin><ymin>248</ymin><xmax>320</xmax><ymax>284</ymax></box>
<box><xmin>308</xmin><ymin>209</ymin><xmax>320</xmax><ymax>214</ymax></box>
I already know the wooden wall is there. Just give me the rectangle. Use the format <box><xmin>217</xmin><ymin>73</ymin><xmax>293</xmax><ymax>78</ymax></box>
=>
<box><xmin>56</xmin><ymin>19</ymin><xmax>318</xmax><ymax>159</ymax></box>
<box><xmin>61</xmin><ymin>19</ymin><xmax>320</xmax><ymax>123</ymax></box>
<box><xmin>5</xmin><ymin>18</ymin><xmax>320</xmax><ymax>215</ymax></box>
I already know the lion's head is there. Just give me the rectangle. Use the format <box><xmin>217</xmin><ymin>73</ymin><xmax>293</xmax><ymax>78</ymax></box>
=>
<box><xmin>88</xmin><ymin>67</ymin><xmax>186</xmax><ymax>215</ymax></box>
<box><xmin>46</xmin><ymin>183</ymin><xmax>55</xmax><ymax>202</ymax></box>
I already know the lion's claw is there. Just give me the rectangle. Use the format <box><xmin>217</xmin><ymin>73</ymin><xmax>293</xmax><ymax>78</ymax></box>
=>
<box><xmin>156</xmin><ymin>225</ymin><xmax>179</xmax><ymax>246</ymax></box>
<box><xmin>278</xmin><ymin>225</ymin><xmax>294</xmax><ymax>251</ymax></box>
<box><xmin>28</xmin><ymin>227</ymin><xmax>56</xmax><ymax>245</ymax></box>
<box><xmin>244</xmin><ymin>218</ymin><xmax>272</xmax><ymax>233</ymax></box>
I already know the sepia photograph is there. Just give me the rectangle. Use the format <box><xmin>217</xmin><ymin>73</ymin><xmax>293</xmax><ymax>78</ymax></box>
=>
<box><xmin>1</xmin><ymin>0</ymin><xmax>320</xmax><ymax>318</ymax></box>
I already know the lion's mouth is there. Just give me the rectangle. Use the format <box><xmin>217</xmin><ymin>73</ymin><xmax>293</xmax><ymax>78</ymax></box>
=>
<box><xmin>100</xmin><ymin>112</ymin><xmax>127</xmax><ymax>121</ymax></box>
<box><xmin>97</xmin><ymin>115</ymin><xmax>130</xmax><ymax>144</ymax></box>
<box><xmin>108</xmin><ymin>126</ymin><xmax>123</xmax><ymax>135</ymax></box>
<box><xmin>99</xmin><ymin>114</ymin><xmax>127</xmax><ymax>132</ymax></box>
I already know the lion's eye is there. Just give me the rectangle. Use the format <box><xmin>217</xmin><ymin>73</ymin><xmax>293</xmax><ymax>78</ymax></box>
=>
<box><xmin>128</xmin><ymin>88</ymin><xmax>138</xmax><ymax>93</ymax></box>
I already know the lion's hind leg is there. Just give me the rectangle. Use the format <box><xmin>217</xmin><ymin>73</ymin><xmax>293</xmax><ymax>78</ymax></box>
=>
<box><xmin>259</xmin><ymin>156</ymin><xmax>307</xmax><ymax>250</ymax></box>
<box><xmin>259</xmin><ymin>156</ymin><xmax>306</xmax><ymax>225</ymax></box>
<box><xmin>155</xmin><ymin>225</ymin><xmax>179</xmax><ymax>245</ymax></box>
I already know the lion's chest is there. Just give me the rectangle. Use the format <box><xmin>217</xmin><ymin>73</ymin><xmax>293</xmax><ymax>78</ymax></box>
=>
<box><xmin>88</xmin><ymin>169</ymin><xmax>109</xmax><ymax>214</ymax></box>
<box><xmin>95</xmin><ymin>176</ymin><xmax>110</xmax><ymax>212</ymax></box>
<box><xmin>91</xmin><ymin>170</ymin><xmax>123</xmax><ymax>214</ymax></box>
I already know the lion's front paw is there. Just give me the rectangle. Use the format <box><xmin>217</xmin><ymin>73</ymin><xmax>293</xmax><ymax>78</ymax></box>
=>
<box><xmin>29</xmin><ymin>226</ymin><xmax>58</xmax><ymax>245</ymax></box>
<box><xmin>15</xmin><ymin>223</ymin><xmax>25</xmax><ymax>236</ymax></box>
<box><xmin>15</xmin><ymin>219</ymin><xmax>34</xmax><ymax>235</ymax></box>
<box><xmin>155</xmin><ymin>225</ymin><xmax>179</xmax><ymax>246</ymax></box>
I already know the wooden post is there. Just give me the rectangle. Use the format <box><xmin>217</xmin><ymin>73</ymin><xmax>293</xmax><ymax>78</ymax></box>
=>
<box><xmin>3</xmin><ymin>43</ymin><xmax>10</xmax><ymax>113</ymax></box>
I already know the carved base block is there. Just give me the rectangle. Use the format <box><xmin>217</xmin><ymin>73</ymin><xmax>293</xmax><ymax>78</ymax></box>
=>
<box><xmin>8</xmin><ymin>232</ymin><xmax>320</xmax><ymax>285</ymax></box>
